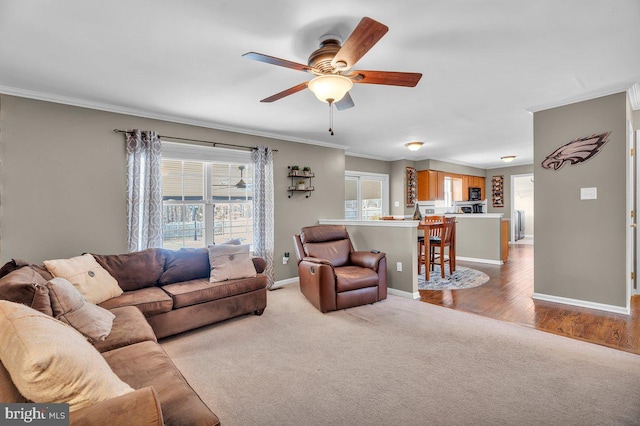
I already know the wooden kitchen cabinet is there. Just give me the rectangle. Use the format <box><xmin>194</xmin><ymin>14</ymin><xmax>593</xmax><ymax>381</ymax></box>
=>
<box><xmin>418</xmin><ymin>171</ymin><xmax>486</xmax><ymax>201</ymax></box>
<box><xmin>417</xmin><ymin>170</ymin><xmax>429</xmax><ymax>201</ymax></box>
<box><xmin>461</xmin><ymin>175</ymin><xmax>469</xmax><ymax>201</ymax></box>
<box><xmin>436</xmin><ymin>172</ymin><xmax>445</xmax><ymax>200</ymax></box>
<box><xmin>417</xmin><ymin>170</ymin><xmax>440</xmax><ymax>200</ymax></box>
<box><xmin>468</xmin><ymin>176</ymin><xmax>486</xmax><ymax>200</ymax></box>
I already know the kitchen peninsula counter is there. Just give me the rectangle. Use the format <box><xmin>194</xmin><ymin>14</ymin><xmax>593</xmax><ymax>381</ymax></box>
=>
<box><xmin>319</xmin><ymin>219</ymin><xmax>419</xmax><ymax>299</ymax></box>
<box><xmin>318</xmin><ymin>215</ymin><xmax>507</xmax><ymax>298</ymax></box>
<box><xmin>442</xmin><ymin>214</ymin><xmax>507</xmax><ymax>264</ymax></box>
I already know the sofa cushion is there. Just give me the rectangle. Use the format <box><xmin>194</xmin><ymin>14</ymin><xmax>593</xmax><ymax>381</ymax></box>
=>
<box><xmin>0</xmin><ymin>301</ymin><xmax>133</xmax><ymax>412</ymax></box>
<box><xmin>93</xmin><ymin>249</ymin><xmax>167</xmax><ymax>292</ymax></box>
<box><xmin>159</xmin><ymin>248</ymin><xmax>210</xmax><ymax>286</ymax></box>
<box><xmin>44</xmin><ymin>254</ymin><xmax>123</xmax><ymax>304</ymax></box>
<box><xmin>0</xmin><ymin>267</ymin><xmax>52</xmax><ymax>316</ymax></box>
<box><xmin>335</xmin><ymin>266</ymin><xmax>380</xmax><ymax>292</ymax></box>
<box><xmin>0</xmin><ymin>258</ymin><xmax>54</xmax><ymax>281</ymax></box>
<box><xmin>252</xmin><ymin>257</ymin><xmax>266</xmax><ymax>274</ymax></box>
<box><xmin>93</xmin><ymin>306</ymin><xmax>157</xmax><ymax>353</ymax></box>
<box><xmin>208</xmin><ymin>244</ymin><xmax>256</xmax><ymax>283</ymax></box>
<box><xmin>102</xmin><ymin>340</ymin><xmax>219</xmax><ymax>426</ymax></box>
<box><xmin>98</xmin><ymin>287</ymin><xmax>173</xmax><ymax>317</ymax></box>
<box><xmin>46</xmin><ymin>277</ymin><xmax>115</xmax><ymax>342</ymax></box>
<box><xmin>162</xmin><ymin>276</ymin><xmax>267</xmax><ymax>309</ymax></box>
<box><xmin>0</xmin><ymin>361</ymin><xmax>27</xmax><ymax>403</ymax></box>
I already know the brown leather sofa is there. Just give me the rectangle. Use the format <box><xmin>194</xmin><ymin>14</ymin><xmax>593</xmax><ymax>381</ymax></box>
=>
<box><xmin>93</xmin><ymin>248</ymin><xmax>267</xmax><ymax>338</ymax></box>
<box><xmin>293</xmin><ymin>225</ymin><xmax>387</xmax><ymax>312</ymax></box>
<box><xmin>0</xmin><ymin>305</ymin><xmax>218</xmax><ymax>426</ymax></box>
<box><xmin>0</xmin><ymin>247</ymin><xmax>269</xmax><ymax>425</ymax></box>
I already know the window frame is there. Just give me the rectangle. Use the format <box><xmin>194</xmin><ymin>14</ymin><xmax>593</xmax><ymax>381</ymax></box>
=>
<box><xmin>161</xmin><ymin>141</ymin><xmax>253</xmax><ymax>248</ymax></box>
<box><xmin>344</xmin><ymin>170</ymin><xmax>390</xmax><ymax>220</ymax></box>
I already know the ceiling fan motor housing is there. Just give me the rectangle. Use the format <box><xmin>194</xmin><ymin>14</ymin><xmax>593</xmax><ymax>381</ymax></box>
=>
<box><xmin>308</xmin><ymin>36</ymin><xmax>343</xmax><ymax>73</ymax></box>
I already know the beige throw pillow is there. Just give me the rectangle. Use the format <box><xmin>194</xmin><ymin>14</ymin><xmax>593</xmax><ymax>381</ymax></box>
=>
<box><xmin>208</xmin><ymin>244</ymin><xmax>257</xmax><ymax>283</ymax></box>
<box><xmin>46</xmin><ymin>277</ymin><xmax>115</xmax><ymax>342</ymax></box>
<box><xmin>44</xmin><ymin>254</ymin><xmax>122</xmax><ymax>304</ymax></box>
<box><xmin>0</xmin><ymin>301</ymin><xmax>133</xmax><ymax>411</ymax></box>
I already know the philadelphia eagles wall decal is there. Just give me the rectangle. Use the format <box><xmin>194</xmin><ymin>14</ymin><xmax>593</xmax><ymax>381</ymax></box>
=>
<box><xmin>541</xmin><ymin>132</ymin><xmax>611</xmax><ymax>170</ymax></box>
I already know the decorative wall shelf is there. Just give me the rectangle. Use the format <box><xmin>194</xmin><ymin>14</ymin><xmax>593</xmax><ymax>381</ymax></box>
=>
<box><xmin>288</xmin><ymin>166</ymin><xmax>314</xmax><ymax>198</ymax></box>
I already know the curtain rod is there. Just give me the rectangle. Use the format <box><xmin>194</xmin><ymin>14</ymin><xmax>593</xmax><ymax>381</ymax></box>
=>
<box><xmin>112</xmin><ymin>129</ymin><xmax>277</xmax><ymax>152</ymax></box>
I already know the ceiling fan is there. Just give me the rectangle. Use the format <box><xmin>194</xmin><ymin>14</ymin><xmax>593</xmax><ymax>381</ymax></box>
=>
<box><xmin>243</xmin><ymin>17</ymin><xmax>422</xmax><ymax>133</ymax></box>
<box><xmin>212</xmin><ymin>166</ymin><xmax>248</xmax><ymax>190</ymax></box>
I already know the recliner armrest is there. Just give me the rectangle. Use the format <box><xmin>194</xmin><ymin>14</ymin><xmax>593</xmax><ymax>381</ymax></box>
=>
<box><xmin>350</xmin><ymin>251</ymin><xmax>386</xmax><ymax>271</ymax></box>
<box><xmin>302</xmin><ymin>257</ymin><xmax>333</xmax><ymax>266</ymax></box>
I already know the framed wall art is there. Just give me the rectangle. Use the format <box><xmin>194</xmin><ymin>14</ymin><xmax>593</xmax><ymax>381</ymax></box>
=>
<box><xmin>406</xmin><ymin>167</ymin><xmax>417</xmax><ymax>207</ymax></box>
<box><xmin>492</xmin><ymin>175</ymin><xmax>504</xmax><ymax>208</ymax></box>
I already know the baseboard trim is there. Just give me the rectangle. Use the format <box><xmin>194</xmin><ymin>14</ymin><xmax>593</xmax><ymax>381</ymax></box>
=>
<box><xmin>532</xmin><ymin>293</ymin><xmax>630</xmax><ymax>315</ymax></box>
<box><xmin>456</xmin><ymin>256</ymin><xmax>503</xmax><ymax>265</ymax></box>
<box><xmin>270</xmin><ymin>277</ymin><xmax>298</xmax><ymax>290</ymax></box>
<box><xmin>387</xmin><ymin>288</ymin><xmax>420</xmax><ymax>299</ymax></box>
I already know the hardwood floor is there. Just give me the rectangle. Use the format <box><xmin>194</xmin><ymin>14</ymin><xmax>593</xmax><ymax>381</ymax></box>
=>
<box><xmin>418</xmin><ymin>244</ymin><xmax>640</xmax><ymax>355</ymax></box>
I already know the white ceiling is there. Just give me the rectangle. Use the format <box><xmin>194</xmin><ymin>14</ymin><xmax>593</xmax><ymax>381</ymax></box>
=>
<box><xmin>1</xmin><ymin>0</ymin><xmax>639</xmax><ymax>168</ymax></box>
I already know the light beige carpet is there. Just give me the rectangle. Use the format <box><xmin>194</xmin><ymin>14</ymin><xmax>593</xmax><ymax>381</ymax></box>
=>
<box><xmin>161</xmin><ymin>285</ymin><xmax>640</xmax><ymax>426</ymax></box>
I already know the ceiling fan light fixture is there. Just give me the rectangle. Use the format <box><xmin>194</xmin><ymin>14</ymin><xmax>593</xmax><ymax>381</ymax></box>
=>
<box><xmin>501</xmin><ymin>155</ymin><xmax>516</xmax><ymax>163</ymax></box>
<box><xmin>308</xmin><ymin>75</ymin><xmax>353</xmax><ymax>103</ymax></box>
<box><xmin>405</xmin><ymin>142</ymin><xmax>424</xmax><ymax>151</ymax></box>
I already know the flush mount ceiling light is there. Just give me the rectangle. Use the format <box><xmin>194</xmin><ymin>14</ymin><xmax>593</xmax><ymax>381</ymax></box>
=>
<box><xmin>405</xmin><ymin>142</ymin><xmax>424</xmax><ymax>151</ymax></box>
<box><xmin>307</xmin><ymin>75</ymin><xmax>353</xmax><ymax>104</ymax></box>
<box><xmin>501</xmin><ymin>156</ymin><xmax>516</xmax><ymax>163</ymax></box>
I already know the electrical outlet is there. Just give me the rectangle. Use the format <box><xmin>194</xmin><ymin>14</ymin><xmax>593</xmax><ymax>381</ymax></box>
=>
<box><xmin>282</xmin><ymin>257</ymin><xmax>289</xmax><ymax>265</ymax></box>
<box><xmin>396</xmin><ymin>262</ymin><xmax>402</xmax><ymax>272</ymax></box>
<box><xmin>394</xmin><ymin>201</ymin><xmax>400</xmax><ymax>207</ymax></box>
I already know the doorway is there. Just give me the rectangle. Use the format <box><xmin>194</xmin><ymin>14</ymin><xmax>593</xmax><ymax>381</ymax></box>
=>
<box><xmin>511</xmin><ymin>174</ymin><xmax>534</xmax><ymax>245</ymax></box>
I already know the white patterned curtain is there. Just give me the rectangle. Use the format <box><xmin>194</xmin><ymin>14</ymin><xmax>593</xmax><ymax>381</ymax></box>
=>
<box><xmin>252</xmin><ymin>146</ymin><xmax>275</xmax><ymax>288</ymax></box>
<box><xmin>125</xmin><ymin>130</ymin><xmax>163</xmax><ymax>252</ymax></box>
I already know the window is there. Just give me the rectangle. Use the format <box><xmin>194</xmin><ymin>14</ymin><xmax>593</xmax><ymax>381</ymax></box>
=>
<box><xmin>161</xmin><ymin>142</ymin><xmax>253</xmax><ymax>249</ymax></box>
<box><xmin>344</xmin><ymin>171</ymin><xmax>389</xmax><ymax>220</ymax></box>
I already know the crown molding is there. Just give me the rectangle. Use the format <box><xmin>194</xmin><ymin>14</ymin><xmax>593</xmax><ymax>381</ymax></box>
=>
<box><xmin>629</xmin><ymin>83</ymin><xmax>640</xmax><ymax>110</ymax></box>
<box><xmin>526</xmin><ymin>82</ymin><xmax>636</xmax><ymax>113</ymax></box>
<box><xmin>344</xmin><ymin>151</ymin><xmax>393</xmax><ymax>161</ymax></box>
<box><xmin>0</xmin><ymin>84</ymin><xmax>349</xmax><ymax>151</ymax></box>
<box><xmin>485</xmin><ymin>161</ymin><xmax>534</xmax><ymax>170</ymax></box>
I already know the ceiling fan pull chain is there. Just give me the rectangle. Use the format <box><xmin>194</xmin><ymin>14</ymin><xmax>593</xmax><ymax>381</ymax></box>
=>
<box><xmin>328</xmin><ymin>100</ymin><xmax>334</xmax><ymax>136</ymax></box>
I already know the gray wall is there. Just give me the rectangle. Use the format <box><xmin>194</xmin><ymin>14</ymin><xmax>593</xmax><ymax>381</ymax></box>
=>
<box><xmin>533</xmin><ymin>92</ymin><xmax>627</xmax><ymax>307</ymax></box>
<box><xmin>415</xmin><ymin>159</ymin><xmax>486</xmax><ymax>177</ymax></box>
<box><xmin>345</xmin><ymin>155</ymin><xmax>391</xmax><ymax>175</ymax></box>
<box><xmin>486</xmin><ymin>164</ymin><xmax>534</xmax><ymax>239</ymax></box>
<box><xmin>389</xmin><ymin>159</ymin><xmax>415</xmax><ymax>216</ymax></box>
<box><xmin>0</xmin><ymin>95</ymin><xmax>344</xmax><ymax>282</ymax></box>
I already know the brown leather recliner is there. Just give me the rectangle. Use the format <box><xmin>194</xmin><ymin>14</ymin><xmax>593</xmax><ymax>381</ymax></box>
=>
<box><xmin>293</xmin><ymin>225</ymin><xmax>387</xmax><ymax>312</ymax></box>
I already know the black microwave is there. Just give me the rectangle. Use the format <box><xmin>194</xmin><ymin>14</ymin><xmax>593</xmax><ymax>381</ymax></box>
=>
<box><xmin>469</xmin><ymin>187</ymin><xmax>482</xmax><ymax>201</ymax></box>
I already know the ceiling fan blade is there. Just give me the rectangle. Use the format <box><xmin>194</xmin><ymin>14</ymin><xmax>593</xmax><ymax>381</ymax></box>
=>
<box><xmin>331</xmin><ymin>17</ymin><xmax>388</xmax><ymax>70</ymax></box>
<box><xmin>335</xmin><ymin>92</ymin><xmax>355</xmax><ymax>111</ymax></box>
<box><xmin>243</xmin><ymin>52</ymin><xmax>314</xmax><ymax>73</ymax></box>
<box><xmin>260</xmin><ymin>82</ymin><xmax>309</xmax><ymax>103</ymax></box>
<box><xmin>351</xmin><ymin>70</ymin><xmax>422</xmax><ymax>87</ymax></box>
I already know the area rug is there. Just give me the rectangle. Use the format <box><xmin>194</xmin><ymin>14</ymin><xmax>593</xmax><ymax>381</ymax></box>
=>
<box><xmin>418</xmin><ymin>264</ymin><xmax>489</xmax><ymax>290</ymax></box>
<box><xmin>161</xmin><ymin>284</ymin><xmax>640</xmax><ymax>426</ymax></box>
